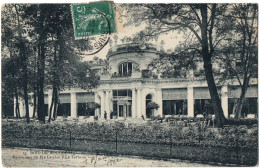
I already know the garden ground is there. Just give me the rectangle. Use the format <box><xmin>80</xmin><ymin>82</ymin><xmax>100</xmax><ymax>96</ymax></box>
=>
<box><xmin>2</xmin><ymin>147</ymin><xmax>222</xmax><ymax>167</ymax></box>
<box><xmin>1</xmin><ymin>118</ymin><xmax>258</xmax><ymax>166</ymax></box>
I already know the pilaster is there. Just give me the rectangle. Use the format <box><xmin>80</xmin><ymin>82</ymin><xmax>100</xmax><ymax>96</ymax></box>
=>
<box><xmin>156</xmin><ymin>88</ymin><xmax>163</xmax><ymax>117</ymax></box>
<box><xmin>187</xmin><ymin>86</ymin><xmax>194</xmax><ymax>117</ymax></box>
<box><xmin>221</xmin><ymin>85</ymin><xmax>229</xmax><ymax>118</ymax></box>
<box><xmin>70</xmin><ymin>92</ymin><xmax>77</xmax><ymax>118</ymax></box>
<box><xmin>137</xmin><ymin>88</ymin><xmax>142</xmax><ymax>118</ymax></box>
<box><xmin>100</xmin><ymin>90</ymin><xmax>105</xmax><ymax>119</ymax></box>
<box><xmin>94</xmin><ymin>92</ymin><xmax>100</xmax><ymax>117</ymax></box>
<box><xmin>132</xmin><ymin>88</ymin><xmax>136</xmax><ymax>118</ymax></box>
<box><xmin>105</xmin><ymin>90</ymin><xmax>110</xmax><ymax>120</ymax></box>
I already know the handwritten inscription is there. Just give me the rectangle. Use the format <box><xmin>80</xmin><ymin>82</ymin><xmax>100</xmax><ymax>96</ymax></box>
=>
<box><xmin>5</xmin><ymin>148</ymin><xmax>122</xmax><ymax>167</ymax></box>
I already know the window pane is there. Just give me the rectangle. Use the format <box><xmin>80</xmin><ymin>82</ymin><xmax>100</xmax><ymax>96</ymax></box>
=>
<box><xmin>127</xmin><ymin>89</ymin><xmax>132</xmax><ymax>98</ymax></box>
<box><xmin>128</xmin><ymin>62</ymin><xmax>132</xmax><ymax>75</ymax></box>
<box><xmin>113</xmin><ymin>101</ymin><xmax>118</xmax><ymax>117</ymax></box>
<box><xmin>113</xmin><ymin>90</ymin><xmax>117</xmax><ymax>97</ymax></box>
<box><xmin>118</xmin><ymin>90</ymin><xmax>127</xmax><ymax>96</ymax></box>
<box><xmin>163</xmin><ymin>100</ymin><xmax>170</xmax><ymax>115</ymax></box>
<box><xmin>77</xmin><ymin>103</ymin><xmax>86</xmax><ymax>116</ymax></box>
<box><xmin>123</xmin><ymin>63</ymin><xmax>127</xmax><ymax>76</ymax></box>
<box><xmin>249</xmin><ymin>98</ymin><xmax>258</xmax><ymax>114</ymax></box>
<box><xmin>119</xmin><ymin>105</ymin><xmax>123</xmax><ymax>117</ymax></box>
<box><xmin>57</xmin><ymin>103</ymin><xmax>71</xmax><ymax>116</ymax></box>
<box><xmin>128</xmin><ymin>101</ymin><xmax>132</xmax><ymax>117</ymax></box>
<box><xmin>171</xmin><ymin>101</ymin><xmax>175</xmax><ymax>115</ymax></box>
<box><xmin>119</xmin><ymin>64</ymin><xmax>122</xmax><ymax>75</ymax></box>
<box><xmin>146</xmin><ymin>94</ymin><xmax>152</xmax><ymax>99</ymax></box>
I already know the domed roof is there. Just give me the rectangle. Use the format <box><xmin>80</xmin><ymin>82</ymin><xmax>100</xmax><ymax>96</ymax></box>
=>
<box><xmin>107</xmin><ymin>43</ymin><xmax>157</xmax><ymax>59</ymax></box>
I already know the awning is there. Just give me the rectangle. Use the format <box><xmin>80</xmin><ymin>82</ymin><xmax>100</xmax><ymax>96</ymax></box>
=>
<box><xmin>162</xmin><ymin>88</ymin><xmax>187</xmax><ymax>100</ymax></box>
<box><xmin>76</xmin><ymin>92</ymin><xmax>95</xmax><ymax>103</ymax></box>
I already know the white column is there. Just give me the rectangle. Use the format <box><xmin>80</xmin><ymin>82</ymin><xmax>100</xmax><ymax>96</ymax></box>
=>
<box><xmin>156</xmin><ymin>88</ymin><xmax>163</xmax><ymax>117</ymax></box>
<box><xmin>137</xmin><ymin>88</ymin><xmax>142</xmax><ymax>118</ymax></box>
<box><xmin>187</xmin><ymin>87</ymin><xmax>194</xmax><ymax>117</ymax></box>
<box><xmin>100</xmin><ymin>90</ymin><xmax>105</xmax><ymax>119</ymax></box>
<box><xmin>19</xmin><ymin>98</ymin><xmax>25</xmax><ymax>117</ymax></box>
<box><xmin>221</xmin><ymin>85</ymin><xmax>229</xmax><ymax>118</ymax></box>
<box><xmin>132</xmin><ymin>88</ymin><xmax>136</xmax><ymax>118</ymax></box>
<box><xmin>14</xmin><ymin>97</ymin><xmax>16</xmax><ymax>117</ymax></box>
<box><xmin>94</xmin><ymin>92</ymin><xmax>100</xmax><ymax>117</ymax></box>
<box><xmin>105</xmin><ymin>90</ymin><xmax>110</xmax><ymax>120</ymax></box>
<box><xmin>29</xmin><ymin>98</ymin><xmax>34</xmax><ymax>117</ymax></box>
<box><xmin>141</xmin><ymin>89</ymin><xmax>146</xmax><ymax>119</ymax></box>
<box><xmin>70</xmin><ymin>92</ymin><xmax>77</xmax><ymax>118</ymax></box>
<box><xmin>110</xmin><ymin>91</ymin><xmax>113</xmax><ymax>117</ymax></box>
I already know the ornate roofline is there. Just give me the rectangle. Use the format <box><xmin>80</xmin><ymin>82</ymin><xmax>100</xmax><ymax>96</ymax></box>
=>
<box><xmin>107</xmin><ymin>43</ymin><xmax>158</xmax><ymax>59</ymax></box>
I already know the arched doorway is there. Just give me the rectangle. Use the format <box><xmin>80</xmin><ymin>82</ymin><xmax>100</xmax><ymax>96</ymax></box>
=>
<box><xmin>146</xmin><ymin>94</ymin><xmax>153</xmax><ymax>118</ymax></box>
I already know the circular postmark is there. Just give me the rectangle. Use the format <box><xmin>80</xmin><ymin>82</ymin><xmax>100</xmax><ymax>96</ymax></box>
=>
<box><xmin>71</xmin><ymin>3</ymin><xmax>116</xmax><ymax>55</ymax></box>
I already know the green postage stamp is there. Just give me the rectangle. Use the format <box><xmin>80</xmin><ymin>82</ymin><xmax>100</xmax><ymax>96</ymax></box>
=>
<box><xmin>71</xmin><ymin>1</ymin><xmax>116</xmax><ymax>39</ymax></box>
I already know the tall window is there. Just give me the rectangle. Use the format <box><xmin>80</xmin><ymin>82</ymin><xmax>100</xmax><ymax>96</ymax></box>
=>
<box><xmin>194</xmin><ymin>99</ymin><xmax>214</xmax><ymax>116</ymax></box>
<box><xmin>118</xmin><ymin>62</ymin><xmax>133</xmax><ymax>76</ymax></box>
<box><xmin>146</xmin><ymin>94</ymin><xmax>153</xmax><ymax>118</ymax></box>
<box><xmin>163</xmin><ymin>100</ymin><xmax>187</xmax><ymax>115</ymax></box>
<box><xmin>228</xmin><ymin>98</ymin><xmax>258</xmax><ymax>117</ymax></box>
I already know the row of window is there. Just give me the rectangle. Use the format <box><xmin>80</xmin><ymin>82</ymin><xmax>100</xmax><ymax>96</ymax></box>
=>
<box><xmin>42</xmin><ymin>98</ymin><xmax>257</xmax><ymax>117</ymax></box>
<box><xmin>118</xmin><ymin>62</ymin><xmax>133</xmax><ymax>76</ymax></box>
<box><xmin>162</xmin><ymin>98</ymin><xmax>258</xmax><ymax>117</ymax></box>
<box><xmin>113</xmin><ymin>89</ymin><xmax>132</xmax><ymax>98</ymax></box>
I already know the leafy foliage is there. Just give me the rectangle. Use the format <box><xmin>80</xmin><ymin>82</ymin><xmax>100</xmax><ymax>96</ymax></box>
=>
<box><xmin>146</xmin><ymin>102</ymin><xmax>159</xmax><ymax>110</ymax></box>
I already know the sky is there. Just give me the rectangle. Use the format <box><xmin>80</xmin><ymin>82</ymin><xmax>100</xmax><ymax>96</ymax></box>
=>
<box><xmin>1</xmin><ymin>0</ymin><xmax>258</xmax><ymax>63</ymax></box>
<box><xmin>80</xmin><ymin>3</ymin><xmax>184</xmax><ymax>61</ymax></box>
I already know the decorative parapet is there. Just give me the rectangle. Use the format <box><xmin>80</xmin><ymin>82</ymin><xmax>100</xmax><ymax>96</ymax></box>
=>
<box><xmin>100</xmin><ymin>74</ymin><xmax>111</xmax><ymax>80</ymax></box>
<box><xmin>107</xmin><ymin>43</ymin><xmax>158</xmax><ymax>59</ymax></box>
<box><xmin>109</xmin><ymin>71</ymin><xmax>142</xmax><ymax>79</ymax></box>
<box><xmin>131</xmin><ymin>71</ymin><xmax>142</xmax><ymax>78</ymax></box>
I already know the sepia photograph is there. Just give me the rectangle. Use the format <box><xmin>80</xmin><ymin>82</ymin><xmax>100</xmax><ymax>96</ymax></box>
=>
<box><xmin>1</xmin><ymin>2</ymin><xmax>258</xmax><ymax>167</ymax></box>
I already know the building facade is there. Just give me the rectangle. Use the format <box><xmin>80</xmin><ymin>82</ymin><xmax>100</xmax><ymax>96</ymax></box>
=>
<box><xmin>15</xmin><ymin>44</ymin><xmax>258</xmax><ymax>119</ymax></box>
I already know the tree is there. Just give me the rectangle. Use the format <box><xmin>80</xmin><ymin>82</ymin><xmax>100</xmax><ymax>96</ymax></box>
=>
<box><xmin>1</xmin><ymin>57</ymin><xmax>22</xmax><ymax>118</ymax></box>
<box><xmin>2</xmin><ymin>4</ymin><xmax>100</xmax><ymax>123</ymax></box>
<box><xmin>217</xmin><ymin>4</ymin><xmax>258</xmax><ymax>119</ymax></box>
<box><xmin>123</xmin><ymin>4</ymin><xmax>230</xmax><ymax>127</ymax></box>
<box><xmin>2</xmin><ymin>4</ymin><xmax>35</xmax><ymax>122</ymax></box>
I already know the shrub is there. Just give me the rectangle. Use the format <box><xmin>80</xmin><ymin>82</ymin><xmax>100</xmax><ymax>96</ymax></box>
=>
<box><xmin>146</xmin><ymin>102</ymin><xmax>159</xmax><ymax>110</ymax></box>
<box><xmin>225</xmin><ymin>118</ymin><xmax>258</xmax><ymax>126</ymax></box>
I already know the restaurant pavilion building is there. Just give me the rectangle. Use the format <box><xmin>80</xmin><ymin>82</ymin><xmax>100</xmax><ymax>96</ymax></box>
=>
<box><xmin>15</xmin><ymin>44</ymin><xmax>258</xmax><ymax>119</ymax></box>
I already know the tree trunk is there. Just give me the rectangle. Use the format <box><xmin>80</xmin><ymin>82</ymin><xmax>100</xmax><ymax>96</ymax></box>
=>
<box><xmin>48</xmin><ymin>84</ymin><xmax>58</xmax><ymax>122</ymax></box>
<box><xmin>15</xmin><ymin>4</ymin><xmax>30</xmax><ymax>123</ymax></box>
<box><xmin>48</xmin><ymin>89</ymin><xmax>55</xmax><ymax>123</ymax></box>
<box><xmin>32</xmin><ymin>89</ymin><xmax>37</xmax><ymax>118</ymax></box>
<box><xmin>233</xmin><ymin>98</ymin><xmax>244</xmax><ymax>119</ymax></box>
<box><xmin>234</xmin><ymin>78</ymin><xmax>249</xmax><ymax>119</ymax></box>
<box><xmin>37</xmin><ymin>5</ymin><xmax>47</xmax><ymax>124</ymax></box>
<box><xmin>53</xmin><ymin>91</ymin><xmax>59</xmax><ymax>120</ymax></box>
<box><xmin>23</xmin><ymin>72</ymin><xmax>30</xmax><ymax>123</ymax></box>
<box><xmin>37</xmin><ymin>42</ymin><xmax>46</xmax><ymax>123</ymax></box>
<box><xmin>51</xmin><ymin>38</ymin><xmax>59</xmax><ymax>121</ymax></box>
<box><xmin>200</xmin><ymin>4</ymin><xmax>226</xmax><ymax>128</ymax></box>
<box><xmin>15</xmin><ymin>89</ymin><xmax>20</xmax><ymax>119</ymax></box>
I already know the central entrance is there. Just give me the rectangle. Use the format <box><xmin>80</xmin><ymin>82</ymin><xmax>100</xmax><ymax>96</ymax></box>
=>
<box><xmin>118</xmin><ymin>101</ymin><xmax>132</xmax><ymax>118</ymax></box>
<box><xmin>112</xmin><ymin>89</ymin><xmax>132</xmax><ymax>119</ymax></box>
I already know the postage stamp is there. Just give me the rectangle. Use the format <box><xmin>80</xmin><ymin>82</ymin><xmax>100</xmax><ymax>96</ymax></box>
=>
<box><xmin>71</xmin><ymin>2</ymin><xmax>116</xmax><ymax>38</ymax></box>
<box><xmin>71</xmin><ymin>1</ymin><xmax>117</xmax><ymax>55</ymax></box>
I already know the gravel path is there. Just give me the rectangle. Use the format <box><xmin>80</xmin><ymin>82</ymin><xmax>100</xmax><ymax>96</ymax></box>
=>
<box><xmin>2</xmin><ymin>147</ymin><xmax>213</xmax><ymax>167</ymax></box>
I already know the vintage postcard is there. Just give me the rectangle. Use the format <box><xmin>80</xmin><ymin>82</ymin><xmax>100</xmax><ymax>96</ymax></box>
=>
<box><xmin>1</xmin><ymin>1</ymin><xmax>258</xmax><ymax>167</ymax></box>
